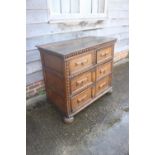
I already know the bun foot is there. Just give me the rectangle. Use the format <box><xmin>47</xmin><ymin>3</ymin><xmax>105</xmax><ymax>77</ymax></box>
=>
<box><xmin>63</xmin><ymin>116</ymin><xmax>74</xmax><ymax>124</ymax></box>
<box><xmin>107</xmin><ymin>88</ymin><xmax>113</xmax><ymax>94</ymax></box>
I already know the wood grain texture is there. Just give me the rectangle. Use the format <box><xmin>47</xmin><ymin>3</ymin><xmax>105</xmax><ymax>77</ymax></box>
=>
<box><xmin>96</xmin><ymin>75</ymin><xmax>111</xmax><ymax>95</ymax></box>
<box><xmin>26</xmin><ymin>19</ymin><xmax>128</xmax><ymax>38</ymax></box>
<box><xmin>37</xmin><ymin>36</ymin><xmax>116</xmax><ymax>56</ymax></box>
<box><xmin>96</xmin><ymin>61</ymin><xmax>112</xmax><ymax>80</ymax></box>
<box><xmin>37</xmin><ymin>37</ymin><xmax>116</xmax><ymax>121</ymax></box>
<box><xmin>71</xmin><ymin>87</ymin><xmax>92</xmax><ymax>112</ymax></box>
<box><xmin>26</xmin><ymin>27</ymin><xmax>128</xmax><ymax>51</ymax></box>
<box><xmin>26</xmin><ymin>50</ymin><xmax>40</xmax><ymax>63</ymax></box>
<box><xmin>26</xmin><ymin>10</ymin><xmax>48</xmax><ymax>24</ymax></box>
<box><xmin>69</xmin><ymin>51</ymin><xmax>94</xmax><ymax>74</ymax></box>
<box><xmin>26</xmin><ymin>0</ymin><xmax>47</xmax><ymax>10</ymax></box>
<box><xmin>108</xmin><ymin>10</ymin><xmax>128</xmax><ymax>19</ymax></box>
<box><xmin>26</xmin><ymin>60</ymin><xmax>42</xmax><ymax>75</ymax></box>
<box><xmin>26</xmin><ymin>70</ymin><xmax>43</xmax><ymax>84</ymax></box>
<box><xmin>70</xmin><ymin>71</ymin><xmax>93</xmax><ymax>94</ymax></box>
<box><xmin>97</xmin><ymin>46</ymin><xmax>113</xmax><ymax>63</ymax></box>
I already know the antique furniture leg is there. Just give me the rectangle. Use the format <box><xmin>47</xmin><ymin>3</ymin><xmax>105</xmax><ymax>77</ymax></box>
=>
<box><xmin>63</xmin><ymin>116</ymin><xmax>74</xmax><ymax>124</ymax></box>
<box><xmin>107</xmin><ymin>87</ymin><xmax>113</xmax><ymax>94</ymax></box>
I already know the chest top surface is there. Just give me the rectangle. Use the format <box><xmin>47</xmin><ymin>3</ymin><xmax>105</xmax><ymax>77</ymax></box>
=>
<box><xmin>37</xmin><ymin>36</ymin><xmax>116</xmax><ymax>57</ymax></box>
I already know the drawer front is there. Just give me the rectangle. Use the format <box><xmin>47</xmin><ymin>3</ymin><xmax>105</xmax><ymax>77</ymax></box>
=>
<box><xmin>97</xmin><ymin>47</ymin><xmax>112</xmax><ymax>63</ymax></box>
<box><xmin>96</xmin><ymin>76</ymin><xmax>111</xmax><ymax>95</ymax></box>
<box><xmin>96</xmin><ymin>62</ymin><xmax>112</xmax><ymax>80</ymax></box>
<box><xmin>70</xmin><ymin>71</ymin><xmax>93</xmax><ymax>94</ymax></box>
<box><xmin>69</xmin><ymin>52</ymin><xmax>93</xmax><ymax>74</ymax></box>
<box><xmin>71</xmin><ymin>87</ymin><xmax>92</xmax><ymax>112</ymax></box>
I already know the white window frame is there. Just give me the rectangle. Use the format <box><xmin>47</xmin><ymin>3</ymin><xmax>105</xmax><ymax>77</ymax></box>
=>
<box><xmin>47</xmin><ymin>0</ymin><xmax>107</xmax><ymax>23</ymax></box>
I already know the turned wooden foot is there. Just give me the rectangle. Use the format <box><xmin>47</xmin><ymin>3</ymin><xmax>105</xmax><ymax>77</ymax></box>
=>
<box><xmin>107</xmin><ymin>88</ymin><xmax>113</xmax><ymax>94</ymax></box>
<box><xmin>63</xmin><ymin>116</ymin><xmax>74</xmax><ymax>124</ymax></box>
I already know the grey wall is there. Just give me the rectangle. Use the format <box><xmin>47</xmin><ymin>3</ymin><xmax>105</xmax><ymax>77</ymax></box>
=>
<box><xmin>26</xmin><ymin>0</ymin><xmax>129</xmax><ymax>85</ymax></box>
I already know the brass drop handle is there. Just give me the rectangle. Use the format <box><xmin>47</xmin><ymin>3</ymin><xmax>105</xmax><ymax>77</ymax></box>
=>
<box><xmin>75</xmin><ymin>59</ymin><xmax>88</xmax><ymax>65</ymax></box>
<box><xmin>77</xmin><ymin>95</ymin><xmax>87</xmax><ymax>103</ymax></box>
<box><xmin>76</xmin><ymin>77</ymin><xmax>88</xmax><ymax>85</ymax></box>
<box><xmin>99</xmin><ymin>82</ymin><xmax>106</xmax><ymax>89</ymax></box>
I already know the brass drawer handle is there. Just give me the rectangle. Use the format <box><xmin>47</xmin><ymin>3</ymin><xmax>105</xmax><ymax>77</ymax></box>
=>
<box><xmin>77</xmin><ymin>95</ymin><xmax>87</xmax><ymax>103</ymax></box>
<box><xmin>76</xmin><ymin>77</ymin><xmax>88</xmax><ymax>85</ymax></box>
<box><xmin>100</xmin><ymin>69</ymin><xmax>106</xmax><ymax>74</ymax></box>
<box><xmin>100</xmin><ymin>52</ymin><xmax>108</xmax><ymax>57</ymax></box>
<box><xmin>75</xmin><ymin>59</ymin><xmax>88</xmax><ymax>66</ymax></box>
<box><xmin>99</xmin><ymin>82</ymin><xmax>106</xmax><ymax>89</ymax></box>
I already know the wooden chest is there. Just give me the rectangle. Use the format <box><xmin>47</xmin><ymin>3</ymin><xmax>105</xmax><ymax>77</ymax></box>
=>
<box><xmin>37</xmin><ymin>37</ymin><xmax>116</xmax><ymax>123</ymax></box>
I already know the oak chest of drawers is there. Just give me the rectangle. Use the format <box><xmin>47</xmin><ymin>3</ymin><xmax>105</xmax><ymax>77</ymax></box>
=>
<box><xmin>37</xmin><ymin>37</ymin><xmax>116</xmax><ymax>123</ymax></box>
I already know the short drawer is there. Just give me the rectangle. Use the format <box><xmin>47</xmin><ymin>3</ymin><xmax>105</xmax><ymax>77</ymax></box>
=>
<box><xmin>69</xmin><ymin>52</ymin><xmax>94</xmax><ymax>74</ymax></box>
<box><xmin>96</xmin><ymin>75</ymin><xmax>111</xmax><ymax>95</ymax></box>
<box><xmin>71</xmin><ymin>87</ymin><xmax>92</xmax><ymax>112</ymax></box>
<box><xmin>97</xmin><ymin>47</ymin><xmax>112</xmax><ymax>63</ymax></box>
<box><xmin>70</xmin><ymin>71</ymin><xmax>93</xmax><ymax>94</ymax></box>
<box><xmin>96</xmin><ymin>62</ymin><xmax>112</xmax><ymax>80</ymax></box>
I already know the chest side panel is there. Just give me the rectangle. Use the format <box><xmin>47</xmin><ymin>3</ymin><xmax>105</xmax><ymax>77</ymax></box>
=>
<box><xmin>40</xmin><ymin>51</ymin><xmax>68</xmax><ymax>114</ymax></box>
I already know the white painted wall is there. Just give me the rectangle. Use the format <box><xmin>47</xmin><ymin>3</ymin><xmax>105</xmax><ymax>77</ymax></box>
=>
<box><xmin>26</xmin><ymin>0</ymin><xmax>129</xmax><ymax>85</ymax></box>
